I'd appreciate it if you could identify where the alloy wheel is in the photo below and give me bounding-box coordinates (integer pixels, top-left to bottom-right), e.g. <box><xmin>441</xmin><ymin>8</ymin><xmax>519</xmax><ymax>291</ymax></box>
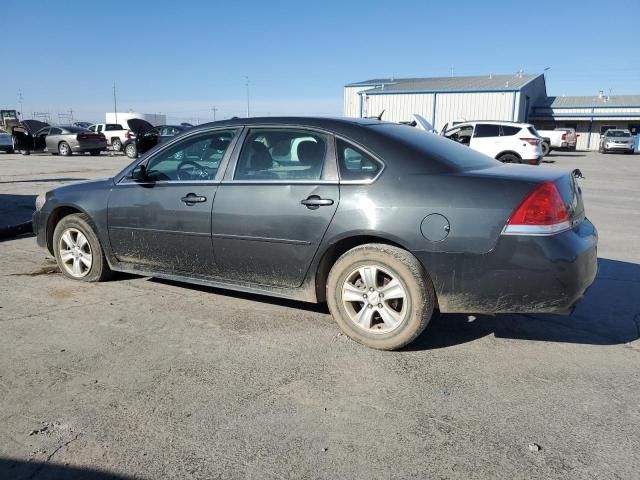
<box><xmin>341</xmin><ymin>265</ymin><xmax>408</xmax><ymax>333</ymax></box>
<box><xmin>58</xmin><ymin>228</ymin><xmax>93</xmax><ymax>278</ymax></box>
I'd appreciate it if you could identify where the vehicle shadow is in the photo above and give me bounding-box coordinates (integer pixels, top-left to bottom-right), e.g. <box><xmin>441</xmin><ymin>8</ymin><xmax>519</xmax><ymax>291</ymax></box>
<box><xmin>407</xmin><ymin>257</ymin><xmax>640</xmax><ymax>350</ymax></box>
<box><xmin>0</xmin><ymin>457</ymin><xmax>134</xmax><ymax>479</ymax></box>
<box><xmin>0</xmin><ymin>194</ymin><xmax>36</xmax><ymax>240</ymax></box>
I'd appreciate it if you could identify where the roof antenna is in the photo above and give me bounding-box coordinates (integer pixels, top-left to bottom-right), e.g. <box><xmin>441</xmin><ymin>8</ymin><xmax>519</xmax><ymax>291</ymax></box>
<box><xmin>377</xmin><ymin>109</ymin><xmax>385</xmax><ymax>120</ymax></box>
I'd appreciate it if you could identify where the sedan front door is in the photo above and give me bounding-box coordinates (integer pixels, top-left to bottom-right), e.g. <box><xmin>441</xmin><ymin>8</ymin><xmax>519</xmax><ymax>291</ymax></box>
<box><xmin>211</xmin><ymin>127</ymin><xmax>339</xmax><ymax>288</ymax></box>
<box><xmin>107</xmin><ymin>128</ymin><xmax>239</xmax><ymax>274</ymax></box>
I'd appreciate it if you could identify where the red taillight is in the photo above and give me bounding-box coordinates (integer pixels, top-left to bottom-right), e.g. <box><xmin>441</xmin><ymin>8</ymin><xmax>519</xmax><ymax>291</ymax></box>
<box><xmin>98</xmin><ymin>133</ymin><xmax>106</xmax><ymax>140</ymax></box>
<box><xmin>519</xmin><ymin>137</ymin><xmax>539</xmax><ymax>146</ymax></box>
<box><xmin>504</xmin><ymin>182</ymin><xmax>571</xmax><ymax>235</ymax></box>
<box><xmin>125</xmin><ymin>130</ymin><xmax>132</xmax><ymax>139</ymax></box>
<box><xmin>562</xmin><ymin>133</ymin><xmax>567</xmax><ymax>140</ymax></box>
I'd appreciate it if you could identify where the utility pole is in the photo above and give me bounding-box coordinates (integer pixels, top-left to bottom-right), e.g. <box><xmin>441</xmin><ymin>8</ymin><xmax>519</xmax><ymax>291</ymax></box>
<box><xmin>113</xmin><ymin>81</ymin><xmax>118</xmax><ymax>125</ymax></box>
<box><xmin>211</xmin><ymin>106</ymin><xmax>218</xmax><ymax>121</ymax></box>
<box><xmin>17</xmin><ymin>89</ymin><xmax>24</xmax><ymax>118</ymax></box>
<box><xmin>69</xmin><ymin>108</ymin><xmax>74</xmax><ymax>123</ymax></box>
<box><xmin>245</xmin><ymin>75</ymin><xmax>250</xmax><ymax>117</ymax></box>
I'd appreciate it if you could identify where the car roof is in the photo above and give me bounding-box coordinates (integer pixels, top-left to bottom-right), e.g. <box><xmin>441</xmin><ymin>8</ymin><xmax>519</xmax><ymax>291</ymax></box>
<box><xmin>455</xmin><ymin>120</ymin><xmax>530</xmax><ymax>127</ymax></box>
<box><xmin>187</xmin><ymin>116</ymin><xmax>387</xmax><ymax>131</ymax></box>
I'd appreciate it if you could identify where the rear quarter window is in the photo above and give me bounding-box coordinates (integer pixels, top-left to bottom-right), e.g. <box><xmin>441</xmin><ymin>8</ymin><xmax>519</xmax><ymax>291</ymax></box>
<box><xmin>501</xmin><ymin>126</ymin><xmax>521</xmax><ymax>136</ymax></box>
<box><xmin>336</xmin><ymin>139</ymin><xmax>382</xmax><ymax>181</ymax></box>
<box><xmin>372</xmin><ymin>124</ymin><xmax>498</xmax><ymax>171</ymax></box>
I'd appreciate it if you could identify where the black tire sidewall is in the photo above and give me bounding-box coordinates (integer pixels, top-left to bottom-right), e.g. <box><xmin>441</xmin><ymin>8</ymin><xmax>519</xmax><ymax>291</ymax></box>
<box><xmin>327</xmin><ymin>244</ymin><xmax>434</xmax><ymax>350</ymax></box>
<box><xmin>53</xmin><ymin>214</ymin><xmax>109</xmax><ymax>282</ymax></box>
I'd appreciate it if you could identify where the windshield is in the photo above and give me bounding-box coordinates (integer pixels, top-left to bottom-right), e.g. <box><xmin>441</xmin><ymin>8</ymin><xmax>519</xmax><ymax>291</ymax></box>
<box><xmin>607</xmin><ymin>130</ymin><xmax>632</xmax><ymax>138</ymax></box>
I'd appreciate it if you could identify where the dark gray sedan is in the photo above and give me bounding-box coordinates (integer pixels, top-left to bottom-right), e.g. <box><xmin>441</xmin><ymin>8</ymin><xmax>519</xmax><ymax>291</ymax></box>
<box><xmin>32</xmin><ymin>117</ymin><xmax>597</xmax><ymax>350</ymax></box>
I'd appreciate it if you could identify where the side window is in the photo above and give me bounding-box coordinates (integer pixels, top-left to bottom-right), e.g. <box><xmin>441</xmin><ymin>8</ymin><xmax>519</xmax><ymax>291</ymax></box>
<box><xmin>97</xmin><ymin>125</ymin><xmax>103</xmax><ymax>133</ymax></box>
<box><xmin>336</xmin><ymin>139</ymin><xmax>382</xmax><ymax>181</ymax></box>
<box><xmin>88</xmin><ymin>125</ymin><xmax>96</xmax><ymax>132</ymax></box>
<box><xmin>474</xmin><ymin>124</ymin><xmax>500</xmax><ymax>138</ymax></box>
<box><xmin>143</xmin><ymin>129</ymin><xmax>236</xmax><ymax>182</ymax></box>
<box><xmin>48</xmin><ymin>128</ymin><xmax>61</xmax><ymax>135</ymax></box>
<box><xmin>501</xmin><ymin>126</ymin><xmax>520</xmax><ymax>136</ymax></box>
<box><xmin>234</xmin><ymin>129</ymin><xmax>327</xmax><ymax>181</ymax></box>
<box><xmin>444</xmin><ymin>125</ymin><xmax>473</xmax><ymax>145</ymax></box>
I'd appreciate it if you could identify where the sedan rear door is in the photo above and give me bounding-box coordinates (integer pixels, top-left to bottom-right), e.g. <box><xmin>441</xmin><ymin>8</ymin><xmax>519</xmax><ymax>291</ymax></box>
<box><xmin>211</xmin><ymin>127</ymin><xmax>339</xmax><ymax>288</ymax></box>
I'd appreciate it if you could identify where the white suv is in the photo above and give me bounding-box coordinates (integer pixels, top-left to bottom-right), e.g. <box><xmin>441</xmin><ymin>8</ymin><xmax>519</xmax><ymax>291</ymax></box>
<box><xmin>441</xmin><ymin>121</ymin><xmax>543</xmax><ymax>165</ymax></box>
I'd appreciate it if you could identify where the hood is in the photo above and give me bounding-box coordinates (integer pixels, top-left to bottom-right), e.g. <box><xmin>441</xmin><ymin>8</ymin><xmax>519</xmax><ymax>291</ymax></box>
<box><xmin>21</xmin><ymin>119</ymin><xmax>49</xmax><ymax>134</ymax></box>
<box><xmin>126</xmin><ymin>118</ymin><xmax>154</xmax><ymax>134</ymax></box>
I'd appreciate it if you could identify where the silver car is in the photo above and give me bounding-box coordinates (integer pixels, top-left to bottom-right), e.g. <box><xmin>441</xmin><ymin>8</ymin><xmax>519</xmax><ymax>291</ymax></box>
<box><xmin>599</xmin><ymin>129</ymin><xmax>635</xmax><ymax>154</ymax></box>
<box><xmin>12</xmin><ymin>123</ymin><xmax>107</xmax><ymax>156</ymax></box>
<box><xmin>0</xmin><ymin>128</ymin><xmax>13</xmax><ymax>153</ymax></box>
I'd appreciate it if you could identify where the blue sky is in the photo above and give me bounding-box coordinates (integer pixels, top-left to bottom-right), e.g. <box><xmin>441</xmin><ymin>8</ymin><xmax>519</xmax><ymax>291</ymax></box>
<box><xmin>2</xmin><ymin>0</ymin><xmax>638</xmax><ymax>124</ymax></box>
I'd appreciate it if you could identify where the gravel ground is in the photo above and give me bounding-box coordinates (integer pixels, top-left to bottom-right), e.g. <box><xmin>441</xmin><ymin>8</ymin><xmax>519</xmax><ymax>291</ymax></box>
<box><xmin>0</xmin><ymin>150</ymin><xmax>639</xmax><ymax>479</ymax></box>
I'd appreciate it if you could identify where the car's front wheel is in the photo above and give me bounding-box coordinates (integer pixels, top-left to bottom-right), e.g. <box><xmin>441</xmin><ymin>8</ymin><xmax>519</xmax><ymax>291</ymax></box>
<box><xmin>326</xmin><ymin>244</ymin><xmax>435</xmax><ymax>350</ymax></box>
<box><xmin>53</xmin><ymin>213</ymin><xmax>112</xmax><ymax>282</ymax></box>
<box><xmin>497</xmin><ymin>153</ymin><xmax>521</xmax><ymax>163</ymax></box>
<box><xmin>111</xmin><ymin>138</ymin><xmax>122</xmax><ymax>151</ymax></box>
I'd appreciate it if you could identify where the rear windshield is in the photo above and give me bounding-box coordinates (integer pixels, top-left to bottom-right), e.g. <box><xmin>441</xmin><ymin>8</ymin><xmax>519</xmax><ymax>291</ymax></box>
<box><xmin>372</xmin><ymin>124</ymin><xmax>499</xmax><ymax>171</ymax></box>
<box><xmin>527</xmin><ymin>126</ymin><xmax>540</xmax><ymax>137</ymax></box>
<box><xmin>105</xmin><ymin>124</ymin><xmax>123</xmax><ymax>130</ymax></box>
<box><xmin>607</xmin><ymin>130</ymin><xmax>631</xmax><ymax>137</ymax></box>
<box><xmin>62</xmin><ymin>126</ymin><xmax>88</xmax><ymax>133</ymax></box>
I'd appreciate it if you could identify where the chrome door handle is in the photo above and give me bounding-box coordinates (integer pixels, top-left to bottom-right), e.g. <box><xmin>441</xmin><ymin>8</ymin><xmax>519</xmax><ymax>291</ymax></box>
<box><xmin>301</xmin><ymin>196</ymin><xmax>334</xmax><ymax>209</ymax></box>
<box><xmin>181</xmin><ymin>193</ymin><xmax>207</xmax><ymax>205</ymax></box>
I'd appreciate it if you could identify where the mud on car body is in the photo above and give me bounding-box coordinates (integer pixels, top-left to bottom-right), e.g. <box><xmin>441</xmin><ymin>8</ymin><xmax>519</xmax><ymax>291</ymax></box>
<box><xmin>32</xmin><ymin>117</ymin><xmax>598</xmax><ymax>350</ymax></box>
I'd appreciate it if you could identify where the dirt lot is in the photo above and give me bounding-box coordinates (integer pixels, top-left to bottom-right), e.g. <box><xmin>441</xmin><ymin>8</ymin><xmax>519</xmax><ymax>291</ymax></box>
<box><xmin>0</xmin><ymin>150</ymin><xmax>639</xmax><ymax>479</ymax></box>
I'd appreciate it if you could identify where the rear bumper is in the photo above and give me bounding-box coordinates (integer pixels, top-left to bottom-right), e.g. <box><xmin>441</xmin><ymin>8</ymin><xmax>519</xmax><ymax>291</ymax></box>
<box><xmin>416</xmin><ymin>218</ymin><xmax>598</xmax><ymax>314</ymax></box>
<box><xmin>73</xmin><ymin>140</ymin><xmax>107</xmax><ymax>152</ymax></box>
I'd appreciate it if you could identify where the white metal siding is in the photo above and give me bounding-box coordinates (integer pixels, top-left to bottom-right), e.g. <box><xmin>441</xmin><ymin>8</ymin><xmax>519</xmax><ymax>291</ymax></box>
<box><xmin>434</xmin><ymin>92</ymin><xmax>513</xmax><ymax>130</ymax></box>
<box><xmin>361</xmin><ymin>93</ymin><xmax>435</xmax><ymax>123</ymax></box>
<box><xmin>344</xmin><ymin>86</ymin><xmax>375</xmax><ymax>118</ymax></box>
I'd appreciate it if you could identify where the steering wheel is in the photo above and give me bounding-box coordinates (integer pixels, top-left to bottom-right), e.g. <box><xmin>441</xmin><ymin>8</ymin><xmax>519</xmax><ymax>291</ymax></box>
<box><xmin>177</xmin><ymin>160</ymin><xmax>209</xmax><ymax>181</ymax></box>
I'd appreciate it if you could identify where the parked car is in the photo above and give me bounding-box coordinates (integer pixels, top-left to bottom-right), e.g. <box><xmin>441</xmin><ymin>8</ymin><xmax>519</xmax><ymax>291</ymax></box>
<box><xmin>73</xmin><ymin>121</ymin><xmax>93</xmax><ymax>129</ymax></box>
<box><xmin>88</xmin><ymin>123</ymin><xmax>131</xmax><ymax>151</ymax></box>
<box><xmin>599</xmin><ymin>129</ymin><xmax>635</xmax><ymax>154</ymax></box>
<box><xmin>32</xmin><ymin>117</ymin><xmax>597</xmax><ymax>350</ymax></box>
<box><xmin>12</xmin><ymin>123</ymin><xmax>107</xmax><ymax>156</ymax></box>
<box><xmin>0</xmin><ymin>128</ymin><xmax>13</xmax><ymax>153</ymax></box>
<box><xmin>537</xmin><ymin>128</ymin><xmax>578</xmax><ymax>156</ymax></box>
<box><xmin>123</xmin><ymin>122</ymin><xmax>191</xmax><ymax>159</ymax></box>
<box><xmin>441</xmin><ymin>121</ymin><xmax>543</xmax><ymax>165</ymax></box>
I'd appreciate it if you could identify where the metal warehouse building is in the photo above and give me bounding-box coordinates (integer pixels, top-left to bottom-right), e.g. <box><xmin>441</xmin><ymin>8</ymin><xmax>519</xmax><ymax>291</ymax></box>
<box><xmin>529</xmin><ymin>95</ymin><xmax>640</xmax><ymax>151</ymax></box>
<box><xmin>344</xmin><ymin>73</ymin><xmax>640</xmax><ymax>150</ymax></box>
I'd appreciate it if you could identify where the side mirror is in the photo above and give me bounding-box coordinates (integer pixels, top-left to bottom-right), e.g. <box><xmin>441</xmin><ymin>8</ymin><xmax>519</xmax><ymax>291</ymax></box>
<box><xmin>127</xmin><ymin>164</ymin><xmax>147</xmax><ymax>181</ymax></box>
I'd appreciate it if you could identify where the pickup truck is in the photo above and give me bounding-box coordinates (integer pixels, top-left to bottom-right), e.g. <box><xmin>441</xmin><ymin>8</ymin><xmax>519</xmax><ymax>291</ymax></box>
<box><xmin>537</xmin><ymin>128</ymin><xmax>578</xmax><ymax>156</ymax></box>
<box><xmin>88</xmin><ymin>123</ymin><xmax>132</xmax><ymax>151</ymax></box>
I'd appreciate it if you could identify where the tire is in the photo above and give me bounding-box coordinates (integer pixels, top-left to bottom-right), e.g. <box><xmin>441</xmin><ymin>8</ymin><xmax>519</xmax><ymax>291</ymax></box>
<box><xmin>326</xmin><ymin>243</ymin><xmax>435</xmax><ymax>350</ymax></box>
<box><xmin>53</xmin><ymin>213</ymin><xmax>113</xmax><ymax>282</ymax></box>
<box><xmin>89</xmin><ymin>150</ymin><xmax>101</xmax><ymax>156</ymax></box>
<box><xmin>125</xmin><ymin>143</ymin><xmax>137</xmax><ymax>159</ymax></box>
<box><xmin>111</xmin><ymin>137</ymin><xmax>122</xmax><ymax>151</ymax></box>
<box><xmin>22</xmin><ymin>150</ymin><xmax>31</xmax><ymax>156</ymax></box>
<box><xmin>497</xmin><ymin>153</ymin><xmax>521</xmax><ymax>164</ymax></box>
<box><xmin>58</xmin><ymin>141</ymin><xmax>72</xmax><ymax>156</ymax></box>
<box><xmin>6</xmin><ymin>148</ymin><xmax>13</xmax><ymax>154</ymax></box>
<box><xmin>541</xmin><ymin>142</ymin><xmax>550</xmax><ymax>157</ymax></box>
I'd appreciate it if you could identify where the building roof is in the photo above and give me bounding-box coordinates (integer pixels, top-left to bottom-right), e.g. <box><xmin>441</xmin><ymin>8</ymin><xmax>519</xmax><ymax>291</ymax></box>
<box><xmin>536</xmin><ymin>95</ymin><xmax>640</xmax><ymax>108</ymax></box>
<box><xmin>345</xmin><ymin>73</ymin><xmax>541</xmax><ymax>93</ymax></box>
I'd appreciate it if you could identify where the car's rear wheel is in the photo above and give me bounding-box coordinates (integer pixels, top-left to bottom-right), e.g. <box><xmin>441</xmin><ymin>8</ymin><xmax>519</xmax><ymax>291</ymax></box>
<box><xmin>58</xmin><ymin>141</ymin><xmax>72</xmax><ymax>156</ymax></box>
<box><xmin>125</xmin><ymin>143</ymin><xmax>137</xmax><ymax>159</ymax></box>
<box><xmin>497</xmin><ymin>153</ymin><xmax>520</xmax><ymax>163</ymax></box>
<box><xmin>111</xmin><ymin>138</ymin><xmax>122</xmax><ymax>151</ymax></box>
<box><xmin>53</xmin><ymin>213</ymin><xmax>112</xmax><ymax>282</ymax></box>
<box><xmin>541</xmin><ymin>142</ymin><xmax>550</xmax><ymax>156</ymax></box>
<box><xmin>326</xmin><ymin>243</ymin><xmax>435</xmax><ymax>350</ymax></box>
